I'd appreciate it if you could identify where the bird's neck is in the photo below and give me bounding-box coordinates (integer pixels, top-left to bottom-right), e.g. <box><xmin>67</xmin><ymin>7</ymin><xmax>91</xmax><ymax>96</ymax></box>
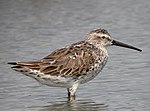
<box><xmin>86</xmin><ymin>41</ymin><xmax>107</xmax><ymax>52</ymax></box>
<box><xmin>85</xmin><ymin>41</ymin><xmax>108</xmax><ymax>57</ymax></box>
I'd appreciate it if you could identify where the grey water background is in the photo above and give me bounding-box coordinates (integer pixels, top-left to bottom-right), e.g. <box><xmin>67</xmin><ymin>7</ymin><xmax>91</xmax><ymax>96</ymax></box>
<box><xmin>0</xmin><ymin>0</ymin><xmax>150</xmax><ymax>111</ymax></box>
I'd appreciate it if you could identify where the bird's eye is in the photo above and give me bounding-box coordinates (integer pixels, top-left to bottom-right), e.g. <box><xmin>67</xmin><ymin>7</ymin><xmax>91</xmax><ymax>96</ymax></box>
<box><xmin>102</xmin><ymin>36</ymin><xmax>105</xmax><ymax>39</ymax></box>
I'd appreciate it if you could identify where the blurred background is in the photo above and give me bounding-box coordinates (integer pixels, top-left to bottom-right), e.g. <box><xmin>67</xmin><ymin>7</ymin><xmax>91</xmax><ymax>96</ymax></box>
<box><xmin>0</xmin><ymin>0</ymin><xmax>150</xmax><ymax>111</ymax></box>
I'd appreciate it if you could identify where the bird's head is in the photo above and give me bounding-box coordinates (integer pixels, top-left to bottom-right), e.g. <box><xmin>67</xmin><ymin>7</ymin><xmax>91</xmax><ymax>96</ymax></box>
<box><xmin>86</xmin><ymin>28</ymin><xmax>113</xmax><ymax>47</ymax></box>
<box><xmin>85</xmin><ymin>28</ymin><xmax>142</xmax><ymax>52</ymax></box>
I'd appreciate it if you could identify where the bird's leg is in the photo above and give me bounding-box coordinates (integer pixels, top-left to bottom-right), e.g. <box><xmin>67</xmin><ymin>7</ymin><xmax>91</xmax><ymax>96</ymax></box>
<box><xmin>67</xmin><ymin>88</ymin><xmax>71</xmax><ymax>97</ymax></box>
<box><xmin>67</xmin><ymin>83</ymin><xmax>79</xmax><ymax>99</ymax></box>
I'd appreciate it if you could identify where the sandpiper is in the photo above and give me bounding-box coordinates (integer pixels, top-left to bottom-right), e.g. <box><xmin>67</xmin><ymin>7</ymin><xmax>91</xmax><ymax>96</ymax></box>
<box><xmin>8</xmin><ymin>28</ymin><xmax>142</xmax><ymax>98</ymax></box>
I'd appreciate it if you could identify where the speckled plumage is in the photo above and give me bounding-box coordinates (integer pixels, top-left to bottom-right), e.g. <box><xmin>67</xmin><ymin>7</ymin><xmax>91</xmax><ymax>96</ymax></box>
<box><xmin>8</xmin><ymin>28</ymin><xmax>142</xmax><ymax>98</ymax></box>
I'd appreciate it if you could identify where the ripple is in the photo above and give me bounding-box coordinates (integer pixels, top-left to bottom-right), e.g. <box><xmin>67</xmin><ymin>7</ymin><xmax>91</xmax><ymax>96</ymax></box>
<box><xmin>39</xmin><ymin>99</ymin><xmax>108</xmax><ymax>111</ymax></box>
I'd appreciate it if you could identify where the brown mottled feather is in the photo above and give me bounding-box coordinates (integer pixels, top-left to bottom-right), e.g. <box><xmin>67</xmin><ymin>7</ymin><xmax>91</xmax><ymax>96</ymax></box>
<box><xmin>12</xmin><ymin>41</ymin><xmax>106</xmax><ymax>78</ymax></box>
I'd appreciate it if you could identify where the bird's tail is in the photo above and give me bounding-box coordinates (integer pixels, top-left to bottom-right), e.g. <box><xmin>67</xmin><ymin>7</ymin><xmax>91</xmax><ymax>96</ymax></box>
<box><xmin>8</xmin><ymin>62</ymin><xmax>29</xmax><ymax>73</ymax></box>
<box><xmin>8</xmin><ymin>61</ymin><xmax>40</xmax><ymax>73</ymax></box>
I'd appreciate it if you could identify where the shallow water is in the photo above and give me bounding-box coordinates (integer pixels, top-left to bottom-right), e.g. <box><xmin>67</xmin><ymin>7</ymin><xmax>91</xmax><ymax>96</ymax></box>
<box><xmin>0</xmin><ymin>0</ymin><xmax>150</xmax><ymax>111</ymax></box>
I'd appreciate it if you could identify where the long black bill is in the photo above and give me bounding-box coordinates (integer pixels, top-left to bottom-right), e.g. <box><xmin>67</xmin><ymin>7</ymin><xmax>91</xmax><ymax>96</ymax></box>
<box><xmin>112</xmin><ymin>40</ymin><xmax>142</xmax><ymax>52</ymax></box>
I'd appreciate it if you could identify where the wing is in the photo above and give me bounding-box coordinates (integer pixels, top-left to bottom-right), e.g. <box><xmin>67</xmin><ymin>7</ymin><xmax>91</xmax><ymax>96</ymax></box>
<box><xmin>8</xmin><ymin>41</ymin><xmax>96</xmax><ymax>78</ymax></box>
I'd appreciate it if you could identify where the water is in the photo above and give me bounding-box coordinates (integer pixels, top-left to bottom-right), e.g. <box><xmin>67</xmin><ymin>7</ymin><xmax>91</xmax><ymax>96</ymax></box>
<box><xmin>0</xmin><ymin>0</ymin><xmax>150</xmax><ymax>110</ymax></box>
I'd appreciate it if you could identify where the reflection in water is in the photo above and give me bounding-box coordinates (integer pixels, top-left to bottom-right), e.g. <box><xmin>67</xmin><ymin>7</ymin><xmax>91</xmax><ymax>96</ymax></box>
<box><xmin>39</xmin><ymin>98</ymin><xmax>108</xmax><ymax>111</ymax></box>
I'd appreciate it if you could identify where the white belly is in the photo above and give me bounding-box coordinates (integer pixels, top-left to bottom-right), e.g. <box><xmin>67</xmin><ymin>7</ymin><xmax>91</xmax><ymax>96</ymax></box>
<box><xmin>26</xmin><ymin>73</ymin><xmax>75</xmax><ymax>88</ymax></box>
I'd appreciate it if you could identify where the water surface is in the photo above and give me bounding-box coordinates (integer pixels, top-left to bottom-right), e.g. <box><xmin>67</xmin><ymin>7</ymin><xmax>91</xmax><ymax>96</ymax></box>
<box><xmin>0</xmin><ymin>0</ymin><xmax>150</xmax><ymax>111</ymax></box>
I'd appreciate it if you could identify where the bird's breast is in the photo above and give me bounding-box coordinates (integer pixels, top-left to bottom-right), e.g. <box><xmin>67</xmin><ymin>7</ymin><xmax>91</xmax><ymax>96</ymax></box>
<box><xmin>78</xmin><ymin>56</ymin><xmax>108</xmax><ymax>84</ymax></box>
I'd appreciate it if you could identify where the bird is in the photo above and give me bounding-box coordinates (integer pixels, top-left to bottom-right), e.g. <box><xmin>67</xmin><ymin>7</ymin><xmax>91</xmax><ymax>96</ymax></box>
<box><xmin>8</xmin><ymin>28</ymin><xmax>142</xmax><ymax>98</ymax></box>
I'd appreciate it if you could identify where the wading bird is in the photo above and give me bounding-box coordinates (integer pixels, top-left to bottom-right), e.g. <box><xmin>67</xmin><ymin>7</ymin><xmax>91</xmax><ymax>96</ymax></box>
<box><xmin>8</xmin><ymin>28</ymin><xmax>142</xmax><ymax>98</ymax></box>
